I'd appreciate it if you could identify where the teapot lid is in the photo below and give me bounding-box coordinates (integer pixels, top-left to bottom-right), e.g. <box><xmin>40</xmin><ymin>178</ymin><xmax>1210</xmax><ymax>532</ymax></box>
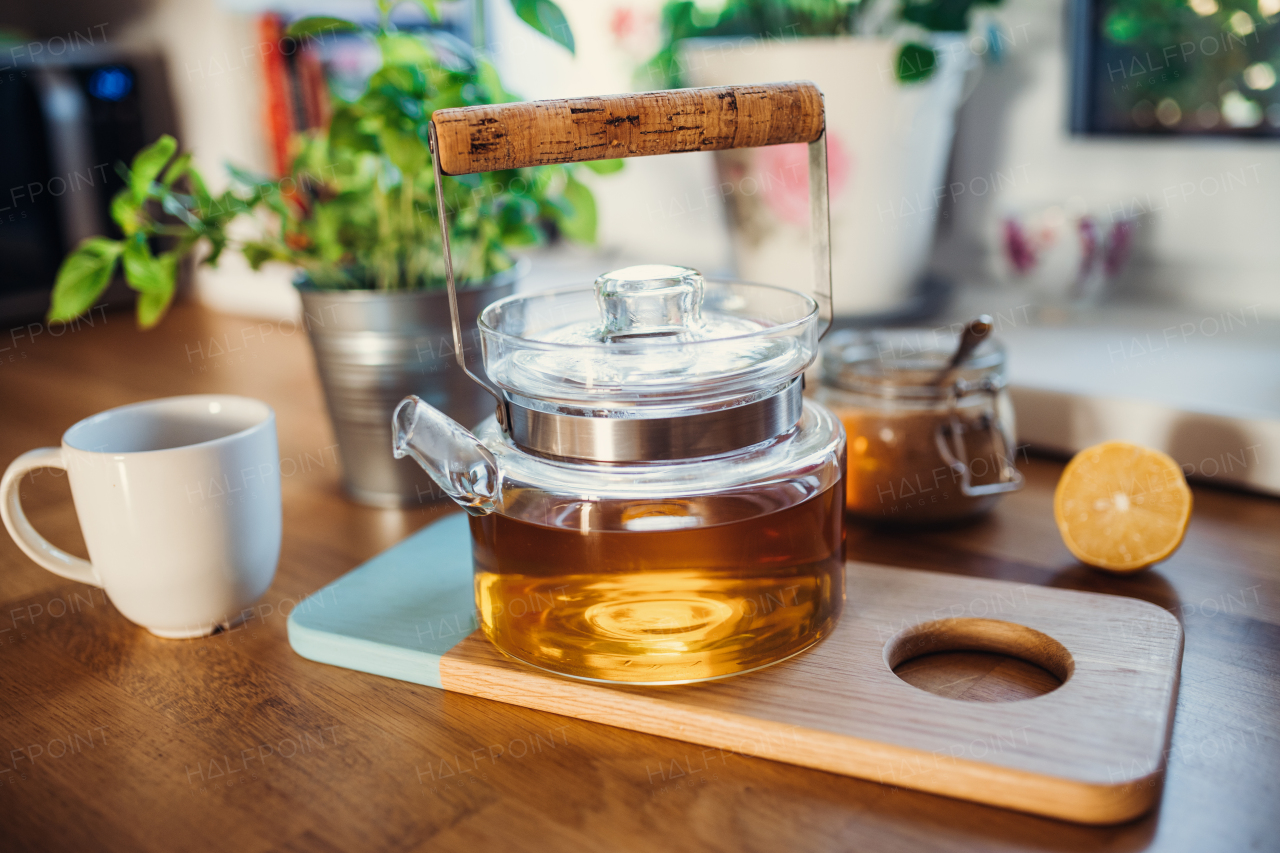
<box><xmin>475</xmin><ymin>265</ymin><xmax>819</xmax><ymax>462</ymax></box>
<box><xmin>480</xmin><ymin>265</ymin><xmax>817</xmax><ymax>412</ymax></box>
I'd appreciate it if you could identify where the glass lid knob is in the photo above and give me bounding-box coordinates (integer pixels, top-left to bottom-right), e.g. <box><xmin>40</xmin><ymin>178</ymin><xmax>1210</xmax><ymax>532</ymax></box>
<box><xmin>595</xmin><ymin>265</ymin><xmax>706</xmax><ymax>342</ymax></box>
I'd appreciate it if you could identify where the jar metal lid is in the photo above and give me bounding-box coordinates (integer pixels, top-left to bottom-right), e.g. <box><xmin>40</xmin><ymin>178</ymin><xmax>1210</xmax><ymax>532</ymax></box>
<box><xmin>820</xmin><ymin>328</ymin><xmax>1006</xmax><ymax>399</ymax></box>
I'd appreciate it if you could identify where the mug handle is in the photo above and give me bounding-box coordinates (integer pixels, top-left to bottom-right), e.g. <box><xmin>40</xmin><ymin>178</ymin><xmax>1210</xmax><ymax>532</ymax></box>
<box><xmin>1</xmin><ymin>448</ymin><xmax>102</xmax><ymax>587</ymax></box>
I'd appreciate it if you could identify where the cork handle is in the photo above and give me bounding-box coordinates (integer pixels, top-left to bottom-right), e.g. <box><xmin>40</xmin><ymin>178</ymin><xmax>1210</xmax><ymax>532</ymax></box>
<box><xmin>430</xmin><ymin>81</ymin><xmax>824</xmax><ymax>176</ymax></box>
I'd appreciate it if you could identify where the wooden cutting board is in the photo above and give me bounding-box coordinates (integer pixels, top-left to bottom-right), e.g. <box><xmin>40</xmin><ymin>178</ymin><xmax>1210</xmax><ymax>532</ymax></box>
<box><xmin>287</xmin><ymin>514</ymin><xmax>1182</xmax><ymax>825</ymax></box>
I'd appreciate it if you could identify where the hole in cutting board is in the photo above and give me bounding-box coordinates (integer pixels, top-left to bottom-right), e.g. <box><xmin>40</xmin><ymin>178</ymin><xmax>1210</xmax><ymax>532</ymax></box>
<box><xmin>893</xmin><ymin>651</ymin><xmax>1062</xmax><ymax>702</ymax></box>
<box><xmin>883</xmin><ymin>618</ymin><xmax>1074</xmax><ymax>703</ymax></box>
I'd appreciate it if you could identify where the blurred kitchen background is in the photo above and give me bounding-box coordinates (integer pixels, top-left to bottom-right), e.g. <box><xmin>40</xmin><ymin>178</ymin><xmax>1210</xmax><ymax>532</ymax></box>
<box><xmin>2</xmin><ymin>0</ymin><xmax>1278</xmax><ymax>495</ymax></box>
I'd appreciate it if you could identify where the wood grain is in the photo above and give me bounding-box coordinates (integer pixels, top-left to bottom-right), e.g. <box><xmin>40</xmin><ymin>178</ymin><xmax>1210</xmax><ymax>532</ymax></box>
<box><xmin>0</xmin><ymin>301</ymin><xmax>1277</xmax><ymax>852</ymax></box>
<box><xmin>436</xmin><ymin>564</ymin><xmax>1182</xmax><ymax>825</ymax></box>
<box><xmin>894</xmin><ymin>651</ymin><xmax>1062</xmax><ymax>702</ymax></box>
<box><xmin>430</xmin><ymin>82</ymin><xmax>824</xmax><ymax>175</ymax></box>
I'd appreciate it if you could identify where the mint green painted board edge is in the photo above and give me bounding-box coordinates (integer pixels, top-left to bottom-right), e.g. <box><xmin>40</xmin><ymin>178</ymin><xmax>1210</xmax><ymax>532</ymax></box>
<box><xmin>286</xmin><ymin>513</ymin><xmax>478</xmax><ymax>689</ymax></box>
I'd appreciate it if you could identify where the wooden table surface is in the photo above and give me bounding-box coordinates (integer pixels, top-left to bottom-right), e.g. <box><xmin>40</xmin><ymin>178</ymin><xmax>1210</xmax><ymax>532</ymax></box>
<box><xmin>1</xmin><ymin>302</ymin><xmax>1277</xmax><ymax>853</ymax></box>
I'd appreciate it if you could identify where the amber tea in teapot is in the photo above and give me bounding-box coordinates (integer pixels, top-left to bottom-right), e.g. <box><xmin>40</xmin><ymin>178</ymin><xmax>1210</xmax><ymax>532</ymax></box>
<box><xmin>471</xmin><ymin>482</ymin><xmax>844</xmax><ymax>683</ymax></box>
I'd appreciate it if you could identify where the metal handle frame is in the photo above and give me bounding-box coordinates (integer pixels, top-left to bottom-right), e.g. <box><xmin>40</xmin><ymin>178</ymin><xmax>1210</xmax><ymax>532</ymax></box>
<box><xmin>427</xmin><ymin>121</ymin><xmax>513</xmax><ymax>429</ymax></box>
<box><xmin>933</xmin><ymin>380</ymin><xmax>1025</xmax><ymax>498</ymax></box>
<box><xmin>426</xmin><ymin>91</ymin><xmax>834</xmax><ymax>435</ymax></box>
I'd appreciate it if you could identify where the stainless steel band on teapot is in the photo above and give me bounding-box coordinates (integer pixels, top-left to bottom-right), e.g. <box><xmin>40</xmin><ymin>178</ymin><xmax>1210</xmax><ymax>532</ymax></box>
<box><xmin>427</xmin><ymin>82</ymin><xmax>833</xmax><ymax>459</ymax></box>
<box><xmin>506</xmin><ymin>377</ymin><xmax>804</xmax><ymax>463</ymax></box>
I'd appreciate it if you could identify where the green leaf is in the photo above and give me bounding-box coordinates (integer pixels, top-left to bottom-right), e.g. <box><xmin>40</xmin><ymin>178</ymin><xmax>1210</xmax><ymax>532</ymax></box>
<box><xmin>429</xmin><ymin>30</ymin><xmax>478</xmax><ymax>71</ymax></box>
<box><xmin>584</xmin><ymin>158</ymin><xmax>624</xmax><ymax>175</ymax></box>
<box><xmin>501</xmin><ymin>222</ymin><xmax>543</xmax><ymax>246</ymax></box>
<box><xmin>538</xmin><ymin>195</ymin><xmax>574</xmax><ymax>221</ymax></box>
<box><xmin>241</xmin><ymin>243</ymin><xmax>273</xmax><ymax>269</ymax></box>
<box><xmin>557</xmin><ymin>174</ymin><xmax>596</xmax><ymax>244</ymax></box>
<box><xmin>186</xmin><ymin>166</ymin><xmax>214</xmax><ymax>209</ymax></box>
<box><xmin>204</xmin><ymin>231</ymin><xmax>228</xmax><ymax>267</ymax></box>
<box><xmin>509</xmin><ymin>0</ymin><xmax>575</xmax><ymax>54</ymax></box>
<box><xmin>136</xmin><ymin>287</ymin><xmax>173</xmax><ymax>329</ymax></box>
<box><xmin>47</xmin><ymin>238</ymin><xmax>122</xmax><ymax>323</ymax></box>
<box><xmin>285</xmin><ymin>16</ymin><xmax>360</xmax><ymax>38</ymax></box>
<box><xmin>414</xmin><ymin>0</ymin><xmax>440</xmax><ymax>21</ymax></box>
<box><xmin>129</xmin><ymin>135</ymin><xmax>178</xmax><ymax>200</ymax></box>
<box><xmin>121</xmin><ymin>237</ymin><xmax>179</xmax><ymax>327</ymax></box>
<box><xmin>224</xmin><ymin>163</ymin><xmax>287</xmax><ymax>201</ymax></box>
<box><xmin>241</xmin><ymin>241</ymin><xmax>288</xmax><ymax>270</ymax></box>
<box><xmin>330</xmin><ymin>107</ymin><xmax>380</xmax><ymax>153</ymax></box>
<box><xmin>161</xmin><ymin>152</ymin><xmax>193</xmax><ymax>187</ymax></box>
<box><xmin>110</xmin><ymin>189</ymin><xmax>142</xmax><ymax>237</ymax></box>
<box><xmin>379</xmin><ymin>31</ymin><xmax>435</xmax><ymax>68</ymax></box>
<box><xmin>122</xmin><ymin>234</ymin><xmax>175</xmax><ymax>294</ymax></box>
<box><xmin>223</xmin><ymin>164</ymin><xmax>289</xmax><ymax>218</ymax></box>
<box><xmin>379</xmin><ymin>125</ymin><xmax>430</xmax><ymax>174</ymax></box>
<box><xmin>900</xmin><ymin>0</ymin><xmax>990</xmax><ymax>32</ymax></box>
<box><xmin>895</xmin><ymin>42</ymin><xmax>938</xmax><ymax>84</ymax></box>
<box><xmin>476</xmin><ymin>56</ymin><xmax>519</xmax><ymax>104</ymax></box>
<box><xmin>161</xmin><ymin>193</ymin><xmax>204</xmax><ymax>230</ymax></box>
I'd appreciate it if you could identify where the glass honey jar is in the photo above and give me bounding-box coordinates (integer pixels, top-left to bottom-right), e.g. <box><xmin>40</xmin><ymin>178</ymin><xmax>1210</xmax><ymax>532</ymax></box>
<box><xmin>812</xmin><ymin>328</ymin><xmax>1023</xmax><ymax>525</ymax></box>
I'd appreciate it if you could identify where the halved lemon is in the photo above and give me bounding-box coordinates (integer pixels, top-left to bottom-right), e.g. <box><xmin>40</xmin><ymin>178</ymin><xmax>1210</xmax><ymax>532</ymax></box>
<box><xmin>1053</xmin><ymin>441</ymin><xmax>1192</xmax><ymax>572</ymax></box>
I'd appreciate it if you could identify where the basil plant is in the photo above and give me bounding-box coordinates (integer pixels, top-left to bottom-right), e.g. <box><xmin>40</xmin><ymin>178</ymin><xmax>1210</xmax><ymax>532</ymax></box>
<box><xmin>49</xmin><ymin>0</ymin><xmax>619</xmax><ymax>328</ymax></box>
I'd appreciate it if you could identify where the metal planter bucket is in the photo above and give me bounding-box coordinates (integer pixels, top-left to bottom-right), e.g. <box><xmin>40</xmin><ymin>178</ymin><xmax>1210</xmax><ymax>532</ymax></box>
<box><xmin>297</xmin><ymin>264</ymin><xmax>520</xmax><ymax>507</ymax></box>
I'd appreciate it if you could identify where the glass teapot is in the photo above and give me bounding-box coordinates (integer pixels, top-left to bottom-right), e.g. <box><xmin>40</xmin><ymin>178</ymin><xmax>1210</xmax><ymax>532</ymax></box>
<box><xmin>394</xmin><ymin>82</ymin><xmax>845</xmax><ymax>684</ymax></box>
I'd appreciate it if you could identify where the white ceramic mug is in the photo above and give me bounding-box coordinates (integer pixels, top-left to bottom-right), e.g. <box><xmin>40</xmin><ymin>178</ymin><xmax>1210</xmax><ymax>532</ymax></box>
<box><xmin>1</xmin><ymin>395</ymin><xmax>281</xmax><ymax>638</ymax></box>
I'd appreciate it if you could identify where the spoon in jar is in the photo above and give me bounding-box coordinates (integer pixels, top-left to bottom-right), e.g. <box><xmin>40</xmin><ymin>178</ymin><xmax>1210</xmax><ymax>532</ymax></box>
<box><xmin>933</xmin><ymin>315</ymin><xmax>993</xmax><ymax>386</ymax></box>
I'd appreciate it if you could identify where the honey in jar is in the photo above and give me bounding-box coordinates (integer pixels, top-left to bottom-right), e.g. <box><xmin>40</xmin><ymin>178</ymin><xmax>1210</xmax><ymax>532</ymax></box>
<box><xmin>812</xmin><ymin>328</ymin><xmax>1023</xmax><ymax>525</ymax></box>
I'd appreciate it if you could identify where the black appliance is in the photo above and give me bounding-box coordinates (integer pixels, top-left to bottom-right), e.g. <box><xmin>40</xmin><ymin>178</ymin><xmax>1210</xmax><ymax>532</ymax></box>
<box><xmin>0</xmin><ymin>53</ymin><xmax>178</xmax><ymax>323</ymax></box>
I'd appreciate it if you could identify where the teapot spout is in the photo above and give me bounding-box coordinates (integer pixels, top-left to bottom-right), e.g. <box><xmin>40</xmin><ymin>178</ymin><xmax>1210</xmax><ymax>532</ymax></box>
<box><xmin>392</xmin><ymin>396</ymin><xmax>501</xmax><ymax>516</ymax></box>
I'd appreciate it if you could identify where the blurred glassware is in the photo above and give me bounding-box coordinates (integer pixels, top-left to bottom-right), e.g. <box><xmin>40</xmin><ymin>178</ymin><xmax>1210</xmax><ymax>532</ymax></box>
<box><xmin>994</xmin><ymin>201</ymin><xmax>1138</xmax><ymax>309</ymax></box>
